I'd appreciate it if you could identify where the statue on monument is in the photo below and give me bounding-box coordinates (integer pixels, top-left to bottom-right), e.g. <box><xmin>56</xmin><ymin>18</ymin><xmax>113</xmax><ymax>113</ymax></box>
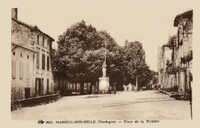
<box><xmin>102</xmin><ymin>61</ymin><xmax>107</xmax><ymax>77</ymax></box>
<box><xmin>98</xmin><ymin>41</ymin><xmax>110</xmax><ymax>94</ymax></box>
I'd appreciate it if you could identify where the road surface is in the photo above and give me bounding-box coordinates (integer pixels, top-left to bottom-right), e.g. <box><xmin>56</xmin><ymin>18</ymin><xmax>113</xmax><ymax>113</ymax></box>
<box><xmin>11</xmin><ymin>90</ymin><xmax>191</xmax><ymax>120</ymax></box>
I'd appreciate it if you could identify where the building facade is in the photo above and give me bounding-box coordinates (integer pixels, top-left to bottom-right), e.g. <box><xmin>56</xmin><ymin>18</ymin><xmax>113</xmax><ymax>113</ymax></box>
<box><xmin>157</xmin><ymin>45</ymin><xmax>174</xmax><ymax>90</ymax></box>
<box><xmin>157</xmin><ymin>10</ymin><xmax>192</xmax><ymax>96</ymax></box>
<box><xmin>157</xmin><ymin>46</ymin><xmax>162</xmax><ymax>87</ymax></box>
<box><xmin>174</xmin><ymin>10</ymin><xmax>193</xmax><ymax>94</ymax></box>
<box><xmin>11</xmin><ymin>8</ymin><xmax>55</xmax><ymax>102</ymax></box>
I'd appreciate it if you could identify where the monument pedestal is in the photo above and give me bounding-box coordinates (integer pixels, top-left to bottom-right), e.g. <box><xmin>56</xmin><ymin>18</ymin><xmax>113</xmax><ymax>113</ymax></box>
<box><xmin>99</xmin><ymin>77</ymin><xmax>110</xmax><ymax>94</ymax></box>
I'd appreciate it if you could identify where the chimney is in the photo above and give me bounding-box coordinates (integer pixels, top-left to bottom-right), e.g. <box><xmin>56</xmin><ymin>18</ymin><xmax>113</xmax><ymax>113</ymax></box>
<box><xmin>12</xmin><ymin>8</ymin><xmax>18</xmax><ymax>20</ymax></box>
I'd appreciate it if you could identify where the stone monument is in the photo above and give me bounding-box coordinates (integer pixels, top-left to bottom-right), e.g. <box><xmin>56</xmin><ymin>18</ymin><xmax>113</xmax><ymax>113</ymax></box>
<box><xmin>99</xmin><ymin>43</ymin><xmax>110</xmax><ymax>93</ymax></box>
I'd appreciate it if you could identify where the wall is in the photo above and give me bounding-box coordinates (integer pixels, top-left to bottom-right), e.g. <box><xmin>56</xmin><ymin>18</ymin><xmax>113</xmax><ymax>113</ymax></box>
<box><xmin>11</xmin><ymin>45</ymin><xmax>35</xmax><ymax>100</ymax></box>
<box><xmin>34</xmin><ymin>32</ymin><xmax>54</xmax><ymax>96</ymax></box>
<box><xmin>173</xmin><ymin>11</ymin><xmax>193</xmax><ymax>95</ymax></box>
<box><xmin>11</xmin><ymin>18</ymin><xmax>55</xmax><ymax>101</ymax></box>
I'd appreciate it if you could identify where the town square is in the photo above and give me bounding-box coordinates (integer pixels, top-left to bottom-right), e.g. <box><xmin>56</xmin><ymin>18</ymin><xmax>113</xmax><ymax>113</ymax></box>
<box><xmin>8</xmin><ymin>1</ymin><xmax>193</xmax><ymax>121</ymax></box>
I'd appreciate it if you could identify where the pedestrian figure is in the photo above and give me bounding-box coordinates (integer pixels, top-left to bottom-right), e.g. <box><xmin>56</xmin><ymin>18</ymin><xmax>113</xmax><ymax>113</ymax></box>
<box><xmin>127</xmin><ymin>83</ymin><xmax>133</xmax><ymax>91</ymax></box>
<box><xmin>114</xmin><ymin>85</ymin><xmax>116</xmax><ymax>94</ymax></box>
<box><xmin>123</xmin><ymin>84</ymin><xmax>127</xmax><ymax>91</ymax></box>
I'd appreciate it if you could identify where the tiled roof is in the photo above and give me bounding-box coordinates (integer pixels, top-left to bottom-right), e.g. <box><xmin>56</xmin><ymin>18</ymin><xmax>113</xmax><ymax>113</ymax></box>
<box><xmin>12</xmin><ymin>18</ymin><xmax>54</xmax><ymax>41</ymax></box>
<box><xmin>174</xmin><ymin>10</ymin><xmax>193</xmax><ymax>27</ymax></box>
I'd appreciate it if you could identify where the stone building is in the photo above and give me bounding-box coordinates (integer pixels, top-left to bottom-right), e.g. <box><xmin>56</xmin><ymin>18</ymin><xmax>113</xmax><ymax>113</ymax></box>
<box><xmin>157</xmin><ymin>46</ymin><xmax>162</xmax><ymax>87</ymax></box>
<box><xmin>157</xmin><ymin>10</ymin><xmax>193</xmax><ymax>96</ymax></box>
<box><xmin>173</xmin><ymin>10</ymin><xmax>193</xmax><ymax>94</ymax></box>
<box><xmin>157</xmin><ymin>45</ymin><xmax>174</xmax><ymax>90</ymax></box>
<box><xmin>11</xmin><ymin>8</ymin><xmax>55</xmax><ymax>102</ymax></box>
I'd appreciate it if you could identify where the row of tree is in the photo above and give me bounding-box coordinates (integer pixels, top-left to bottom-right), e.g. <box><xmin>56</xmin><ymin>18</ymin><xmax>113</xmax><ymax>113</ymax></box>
<box><xmin>52</xmin><ymin>20</ymin><xmax>156</xmax><ymax>92</ymax></box>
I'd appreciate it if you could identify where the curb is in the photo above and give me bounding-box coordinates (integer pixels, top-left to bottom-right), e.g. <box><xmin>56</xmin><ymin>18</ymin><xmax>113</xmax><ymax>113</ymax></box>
<box><xmin>158</xmin><ymin>89</ymin><xmax>172</xmax><ymax>96</ymax></box>
<box><xmin>158</xmin><ymin>89</ymin><xmax>190</xmax><ymax>101</ymax></box>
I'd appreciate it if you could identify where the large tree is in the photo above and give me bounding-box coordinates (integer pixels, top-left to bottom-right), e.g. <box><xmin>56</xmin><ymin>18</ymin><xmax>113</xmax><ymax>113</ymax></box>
<box><xmin>55</xmin><ymin>21</ymin><xmax>121</xmax><ymax>93</ymax></box>
<box><xmin>53</xmin><ymin>20</ymin><xmax>155</xmax><ymax>93</ymax></box>
<box><xmin>123</xmin><ymin>40</ymin><xmax>153</xmax><ymax>89</ymax></box>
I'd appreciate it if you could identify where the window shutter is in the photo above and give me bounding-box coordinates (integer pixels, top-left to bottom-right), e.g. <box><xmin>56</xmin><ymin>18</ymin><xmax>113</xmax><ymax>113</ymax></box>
<box><xmin>42</xmin><ymin>54</ymin><xmax>45</xmax><ymax>70</ymax></box>
<box><xmin>12</xmin><ymin>60</ymin><xmax>16</xmax><ymax>79</ymax></box>
<box><xmin>47</xmin><ymin>56</ymin><xmax>49</xmax><ymax>70</ymax></box>
<box><xmin>27</xmin><ymin>63</ymin><xmax>29</xmax><ymax>80</ymax></box>
<box><xmin>37</xmin><ymin>52</ymin><xmax>39</xmax><ymax>69</ymax></box>
<box><xmin>19</xmin><ymin>62</ymin><xmax>23</xmax><ymax>79</ymax></box>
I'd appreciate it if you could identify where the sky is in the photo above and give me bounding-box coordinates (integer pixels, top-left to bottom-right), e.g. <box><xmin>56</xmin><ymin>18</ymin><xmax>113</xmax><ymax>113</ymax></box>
<box><xmin>10</xmin><ymin>0</ymin><xmax>192</xmax><ymax>71</ymax></box>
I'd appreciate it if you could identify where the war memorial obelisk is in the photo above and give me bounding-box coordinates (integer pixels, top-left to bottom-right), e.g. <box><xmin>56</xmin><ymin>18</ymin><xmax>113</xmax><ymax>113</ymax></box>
<box><xmin>99</xmin><ymin>42</ymin><xmax>110</xmax><ymax>93</ymax></box>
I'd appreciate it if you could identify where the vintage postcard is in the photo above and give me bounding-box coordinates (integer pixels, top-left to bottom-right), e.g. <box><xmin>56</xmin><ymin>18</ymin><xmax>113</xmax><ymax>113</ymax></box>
<box><xmin>0</xmin><ymin>0</ymin><xmax>200</xmax><ymax>128</ymax></box>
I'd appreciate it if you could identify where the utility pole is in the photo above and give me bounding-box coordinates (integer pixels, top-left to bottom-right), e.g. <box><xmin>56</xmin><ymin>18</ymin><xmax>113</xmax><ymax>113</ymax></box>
<box><xmin>135</xmin><ymin>50</ymin><xmax>139</xmax><ymax>91</ymax></box>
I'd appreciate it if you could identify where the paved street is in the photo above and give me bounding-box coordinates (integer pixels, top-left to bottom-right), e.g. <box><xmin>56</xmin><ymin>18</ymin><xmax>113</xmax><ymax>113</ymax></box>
<box><xmin>11</xmin><ymin>90</ymin><xmax>191</xmax><ymax>120</ymax></box>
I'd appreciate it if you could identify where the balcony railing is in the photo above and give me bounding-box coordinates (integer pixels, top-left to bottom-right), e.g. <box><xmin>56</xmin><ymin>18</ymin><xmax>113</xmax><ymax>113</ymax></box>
<box><xmin>181</xmin><ymin>50</ymin><xmax>193</xmax><ymax>64</ymax></box>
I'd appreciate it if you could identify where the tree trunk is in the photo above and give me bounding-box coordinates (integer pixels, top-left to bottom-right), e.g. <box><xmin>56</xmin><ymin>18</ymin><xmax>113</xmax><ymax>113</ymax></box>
<box><xmin>58</xmin><ymin>74</ymin><xmax>60</xmax><ymax>92</ymax></box>
<box><xmin>80</xmin><ymin>82</ymin><xmax>84</xmax><ymax>95</ymax></box>
<box><xmin>90</xmin><ymin>82</ymin><xmax>93</xmax><ymax>94</ymax></box>
<box><xmin>135</xmin><ymin>76</ymin><xmax>138</xmax><ymax>91</ymax></box>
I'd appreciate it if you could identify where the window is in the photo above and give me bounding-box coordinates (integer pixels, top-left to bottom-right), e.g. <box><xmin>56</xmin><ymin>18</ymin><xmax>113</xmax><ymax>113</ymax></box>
<box><xmin>47</xmin><ymin>79</ymin><xmax>49</xmax><ymax>94</ymax></box>
<box><xmin>42</xmin><ymin>36</ymin><xmax>45</xmax><ymax>46</ymax></box>
<box><xmin>20</xmin><ymin>53</ymin><xmax>22</xmax><ymax>57</ymax></box>
<box><xmin>37</xmin><ymin>35</ymin><xmax>39</xmax><ymax>44</ymax></box>
<box><xmin>25</xmin><ymin>87</ymin><xmax>30</xmax><ymax>98</ymax></box>
<box><xmin>47</xmin><ymin>41</ymin><xmax>51</xmax><ymax>50</ymax></box>
<box><xmin>36</xmin><ymin>52</ymin><xmax>39</xmax><ymax>69</ymax></box>
<box><xmin>47</xmin><ymin>42</ymin><xmax>49</xmax><ymax>49</ymax></box>
<box><xmin>19</xmin><ymin>62</ymin><xmax>23</xmax><ymax>79</ymax></box>
<box><xmin>27</xmin><ymin>55</ymin><xmax>29</xmax><ymax>59</ymax></box>
<box><xmin>47</xmin><ymin>56</ymin><xmax>49</xmax><ymax>70</ymax></box>
<box><xmin>13</xmin><ymin>51</ymin><xmax>15</xmax><ymax>55</ymax></box>
<box><xmin>42</xmin><ymin>54</ymin><xmax>45</xmax><ymax>70</ymax></box>
<box><xmin>35</xmin><ymin>78</ymin><xmax>38</xmax><ymax>95</ymax></box>
<box><xmin>12</xmin><ymin>60</ymin><xmax>16</xmax><ymax>79</ymax></box>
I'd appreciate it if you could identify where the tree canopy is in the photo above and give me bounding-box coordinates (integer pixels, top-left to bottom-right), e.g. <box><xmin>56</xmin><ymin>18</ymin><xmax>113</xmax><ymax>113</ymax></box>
<box><xmin>52</xmin><ymin>20</ymin><xmax>155</xmax><ymax>91</ymax></box>
<box><xmin>122</xmin><ymin>40</ymin><xmax>154</xmax><ymax>88</ymax></box>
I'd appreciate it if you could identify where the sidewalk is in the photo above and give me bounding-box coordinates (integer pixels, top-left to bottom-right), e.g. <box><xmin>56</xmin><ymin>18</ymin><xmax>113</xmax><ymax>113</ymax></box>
<box><xmin>158</xmin><ymin>89</ymin><xmax>190</xmax><ymax>101</ymax></box>
<box><xmin>11</xmin><ymin>93</ymin><xmax>61</xmax><ymax>111</ymax></box>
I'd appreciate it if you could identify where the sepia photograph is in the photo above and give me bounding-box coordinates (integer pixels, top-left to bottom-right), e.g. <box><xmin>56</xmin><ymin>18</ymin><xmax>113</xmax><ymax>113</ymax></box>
<box><xmin>1</xmin><ymin>0</ymin><xmax>200</xmax><ymax>127</ymax></box>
